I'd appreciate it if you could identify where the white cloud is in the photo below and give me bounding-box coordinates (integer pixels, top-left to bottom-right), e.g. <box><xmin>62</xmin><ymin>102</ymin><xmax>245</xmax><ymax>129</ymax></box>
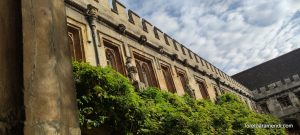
<box><xmin>119</xmin><ymin>0</ymin><xmax>300</xmax><ymax>75</ymax></box>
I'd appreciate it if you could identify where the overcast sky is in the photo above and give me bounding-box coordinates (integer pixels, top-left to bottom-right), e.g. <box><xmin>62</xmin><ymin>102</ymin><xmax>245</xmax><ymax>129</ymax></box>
<box><xmin>118</xmin><ymin>0</ymin><xmax>300</xmax><ymax>75</ymax></box>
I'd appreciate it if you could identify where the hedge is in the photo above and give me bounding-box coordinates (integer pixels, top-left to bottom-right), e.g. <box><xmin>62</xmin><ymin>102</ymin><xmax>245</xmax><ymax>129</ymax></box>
<box><xmin>73</xmin><ymin>61</ymin><xmax>286</xmax><ymax>135</ymax></box>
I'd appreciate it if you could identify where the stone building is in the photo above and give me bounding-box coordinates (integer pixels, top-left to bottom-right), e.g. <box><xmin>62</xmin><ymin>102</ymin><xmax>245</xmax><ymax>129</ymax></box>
<box><xmin>233</xmin><ymin>48</ymin><xmax>300</xmax><ymax>133</ymax></box>
<box><xmin>64</xmin><ymin>0</ymin><xmax>254</xmax><ymax>103</ymax></box>
<box><xmin>3</xmin><ymin>0</ymin><xmax>294</xmax><ymax>134</ymax></box>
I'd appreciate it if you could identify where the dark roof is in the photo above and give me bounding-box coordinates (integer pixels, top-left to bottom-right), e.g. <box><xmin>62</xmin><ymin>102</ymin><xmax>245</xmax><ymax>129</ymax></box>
<box><xmin>232</xmin><ymin>48</ymin><xmax>300</xmax><ymax>90</ymax></box>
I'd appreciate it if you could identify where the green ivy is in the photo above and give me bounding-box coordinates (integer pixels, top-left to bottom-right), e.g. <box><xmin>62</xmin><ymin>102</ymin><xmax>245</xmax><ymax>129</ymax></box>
<box><xmin>73</xmin><ymin>61</ymin><xmax>286</xmax><ymax>135</ymax></box>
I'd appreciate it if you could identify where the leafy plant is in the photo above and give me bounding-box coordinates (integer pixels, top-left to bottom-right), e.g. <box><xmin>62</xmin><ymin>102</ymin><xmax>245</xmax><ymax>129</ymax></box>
<box><xmin>73</xmin><ymin>61</ymin><xmax>286</xmax><ymax>135</ymax></box>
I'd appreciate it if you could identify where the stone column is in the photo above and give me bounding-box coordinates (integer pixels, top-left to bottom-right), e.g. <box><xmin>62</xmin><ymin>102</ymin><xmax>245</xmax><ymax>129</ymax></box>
<box><xmin>0</xmin><ymin>0</ymin><xmax>24</xmax><ymax>135</ymax></box>
<box><xmin>22</xmin><ymin>0</ymin><xmax>80</xmax><ymax>134</ymax></box>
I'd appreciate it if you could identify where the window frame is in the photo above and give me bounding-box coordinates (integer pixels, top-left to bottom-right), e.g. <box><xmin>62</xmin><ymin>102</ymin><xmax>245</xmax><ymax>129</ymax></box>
<box><xmin>277</xmin><ymin>95</ymin><xmax>292</xmax><ymax>108</ymax></box>
<box><xmin>67</xmin><ymin>24</ymin><xmax>86</xmax><ymax>62</ymax></box>
<box><xmin>161</xmin><ymin>63</ymin><xmax>176</xmax><ymax>93</ymax></box>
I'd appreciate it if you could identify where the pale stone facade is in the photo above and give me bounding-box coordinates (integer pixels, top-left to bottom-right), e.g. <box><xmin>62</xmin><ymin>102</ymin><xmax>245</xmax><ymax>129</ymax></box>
<box><xmin>64</xmin><ymin>0</ymin><xmax>254</xmax><ymax>105</ymax></box>
<box><xmin>3</xmin><ymin>0</ymin><xmax>286</xmax><ymax>134</ymax></box>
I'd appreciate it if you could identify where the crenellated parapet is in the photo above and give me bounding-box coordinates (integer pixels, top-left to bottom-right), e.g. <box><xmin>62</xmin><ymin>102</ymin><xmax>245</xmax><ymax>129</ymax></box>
<box><xmin>253</xmin><ymin>74</ymin><xmax>300</xmax><ymax>100</ymax></box>
<box><xmin>64</xmin><ymin>0</ymin><xmax>253</xmax><ymax>98</ymax></box>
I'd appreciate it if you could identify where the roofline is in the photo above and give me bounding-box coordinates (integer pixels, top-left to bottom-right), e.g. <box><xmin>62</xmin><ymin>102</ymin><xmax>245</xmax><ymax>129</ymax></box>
<box><xmin>232</xmin><ymin>48</ymin><xmax>300</xmax><ymax>77</ymax></box>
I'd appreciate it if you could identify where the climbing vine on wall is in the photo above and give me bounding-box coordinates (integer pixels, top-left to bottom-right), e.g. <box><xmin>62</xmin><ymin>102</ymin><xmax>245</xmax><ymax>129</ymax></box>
<box><xmin>73</xmin><ymin>61</ymin><xmax>286</xmax><ymax>135</ymax></box>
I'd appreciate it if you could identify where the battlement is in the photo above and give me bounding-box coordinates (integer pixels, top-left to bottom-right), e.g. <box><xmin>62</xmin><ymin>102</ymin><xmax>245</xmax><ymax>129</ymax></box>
<box><xmin>65</xmin><ymin>0</ymin><xmax>251</xmax><ymax>95</ymax></box>
<box><xmin>253</xmin><ymin>73</ymin><xmax>300</xmax><ymax>99</ymax></box>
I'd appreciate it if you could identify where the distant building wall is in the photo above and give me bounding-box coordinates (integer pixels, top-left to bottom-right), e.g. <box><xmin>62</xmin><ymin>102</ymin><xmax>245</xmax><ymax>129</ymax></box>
<box><xmin>233</xmin><ymin>49</ymin><xmax>300</xmax><ymax>133</ymax></box>
<box><xmin>254</xmin><ymin>74</ymin><xmax>300</xmax><ymax>131</ymax></box>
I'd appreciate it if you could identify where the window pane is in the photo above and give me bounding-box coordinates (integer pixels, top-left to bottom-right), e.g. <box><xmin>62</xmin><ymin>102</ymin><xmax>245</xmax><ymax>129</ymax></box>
<box><xmin>162</xmin><ymin>65</ymin><xmax>176</xmax><ymax>93</ymax></box>
<box><xmin>67</xmin><ymin>25</ymin><xmax>85</xmax><ymax>61</ymax></box>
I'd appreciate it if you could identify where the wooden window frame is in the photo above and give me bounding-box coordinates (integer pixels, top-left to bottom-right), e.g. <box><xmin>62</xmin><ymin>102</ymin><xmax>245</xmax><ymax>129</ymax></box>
<box><xmin>161</xmin><ymin>64</ymin><xmax>176</xmax><ymax>93</ymax></box>
<box><xmin>176</xmin><ymin>68</ymin><xmax>193</xmax><ymax>96</ymax></box>
<box><xmin>103</xmin><ymin>39</ymin><xmax>125</xmax><ymax>75</ymax></box>
<box><xmin>134</xmin><ymin>53</ymin><xmax>159</xmax><ymax>88</ymax></box>
<box><xmin>67</xmin><ymin>24</ymin><xmax>86</xmax><ymax>62</ymax></box>
<box><xmin>195</xmin><ymin>77</ymin><xmax>210</xmax><ymax>99</ymax></box>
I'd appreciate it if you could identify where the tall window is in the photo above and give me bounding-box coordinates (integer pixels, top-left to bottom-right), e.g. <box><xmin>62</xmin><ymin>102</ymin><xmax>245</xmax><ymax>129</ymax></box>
<box><xmin>277</xmin><ymin>96</ymin><xmax>292</xmax><ymax>108</ymax></box>
<box><xmin>67</xmin><ymin>25</ymin><xmax>85</xmax><ymax>61</ymax></box>
<box><xmin>177</xmin><ymin>70</ymin><xmax>189</xmax><ymax>95</ymax></box>
<box><xmin>105</xmin><ymin>49</ymin><xmax>117</xmax><ymax>70</ymax></box>
<box><xmin>161</xmin><ymin>65</ymin><xmax>176</xmax><ymax>93</ymax></box>
<box><xmin>104</xmin><ymin>40</ymin><xmax>125</xmax><ymax>74</ymax></box>
<box><xmin>134</xmin><ymin>54</ymin><xmax>158</xmax><ymax>87</ymax></box>
<box><xmin>197</xmin><ymin>80</ymin><xmax>209</xmax><ymax>99</ymax></box>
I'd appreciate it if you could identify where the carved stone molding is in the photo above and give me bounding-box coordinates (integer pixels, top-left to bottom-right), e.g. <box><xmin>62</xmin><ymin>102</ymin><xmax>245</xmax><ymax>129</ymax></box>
<box><xmin>182</xmin><ymin>59</ymin><xmax>188</xmax><ymax>66</ymax></box>
<box><xmin>87</xmin><ymin>4</ymin><xmax>98</xmax><ymax>16</ymax></box>
<box><xmin>171</xmin><ymin>53</ymin><xmax>178</xmax><ymax>61</ymax></box>
<box><xmin>193</xmin><ymin>65</ymin><xmax>199</xmax><ymax>71</ymax></box>
<box><xmin>158</xmin><ymin>46</ymin><xmax>164</xmax><ymax>54</ymax></box>
<box><xmin>138</xmin><ymin>35</ymin><xmax>147</xmax><ymax>44</ymax></box>
<box><xmin>126</xmin><ymin>57</ymin><xmax>138</xmax><ymax>83</ymax></box>
<box><xmin>202</xmin><ymin>71</ymin><xmax>207</xmax><ymax>76</ymax></box>
<box><xmin>86</xmin><ymin>4</ymin><xmax>98</xmax><ymax>27</ymax></box>
<box><xmin>117</xmin><ymin>24</ymin><xmax>126</xmax><ymax>34</ymax></box>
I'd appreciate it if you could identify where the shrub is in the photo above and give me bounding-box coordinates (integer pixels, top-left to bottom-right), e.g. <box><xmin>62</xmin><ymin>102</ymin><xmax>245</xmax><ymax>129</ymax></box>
<box><xmin>73</xmin><ymin>62</ymin><xmax>286</xmax><ymax>135</ymax></box>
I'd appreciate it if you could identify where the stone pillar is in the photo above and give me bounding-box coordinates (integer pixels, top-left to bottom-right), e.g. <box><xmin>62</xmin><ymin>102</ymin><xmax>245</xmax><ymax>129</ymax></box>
<box><xmin>0</xmin><ymin>0</ymin><xmax>24</xmax><ymax>134</ymax></box>
<box><xmin>22</xmin><ymin>0</ymin><xmax>80</xmax><ymax>134</ymax></box>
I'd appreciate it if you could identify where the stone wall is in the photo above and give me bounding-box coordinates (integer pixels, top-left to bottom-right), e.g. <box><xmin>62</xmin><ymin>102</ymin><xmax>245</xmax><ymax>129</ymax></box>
<box><xmin>64</xmin><ymin>0</ymin><xmax>254</xmax><ymax>105</ymax></box>
<box><xmin>255</xmin><ymin>74</ymin><xmax>300</xmax><ymax>129</ymax></box>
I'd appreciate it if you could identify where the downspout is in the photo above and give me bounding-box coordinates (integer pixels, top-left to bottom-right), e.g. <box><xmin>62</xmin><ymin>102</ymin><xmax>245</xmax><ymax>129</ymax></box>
<box><xmin>86</xmin><ymin>4</ymin><xmax>100</xmax><ymax>66</ymax></box>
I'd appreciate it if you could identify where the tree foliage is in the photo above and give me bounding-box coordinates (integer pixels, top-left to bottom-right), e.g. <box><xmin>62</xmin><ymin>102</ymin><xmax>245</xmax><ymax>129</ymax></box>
<box><xmin>73</xmin><ymin>62</ymin><xmax>286</xmax><ymax>135</ymax></box>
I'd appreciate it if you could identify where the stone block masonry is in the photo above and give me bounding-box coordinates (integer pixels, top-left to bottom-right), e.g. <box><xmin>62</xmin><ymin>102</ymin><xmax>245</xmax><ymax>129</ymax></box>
<box><xmin>22</xmin><ymin>0</ymin><xmax>80</xmax><ymax>134</ymax></box>
<box><xmin>0</xmin><ymin>0</ymin><xmax>81</xmax><ymax>134</ymax></box>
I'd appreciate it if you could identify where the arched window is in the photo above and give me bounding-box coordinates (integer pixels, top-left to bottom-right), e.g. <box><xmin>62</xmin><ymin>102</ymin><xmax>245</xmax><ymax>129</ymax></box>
<box><xmin>134</xmin><ymin>54</ymin><xmax>158</xmax><ymax>87</ymax></box>
<box><xmin>161</xmin><ymin>65</ymin><xmax>176</xmax><ymax>93</ymax></box>
<box><xmin>136</xmin><ymin>61</ymin><xmax>153</xmax><ymax>87</ymax></box>
<box><xmin>136</xmin><ymin>61</ymin><xmax>144</xmax><ymax>83</ymax></box>
<box><xmin>105</xmin><ymin>48</ymin><xmax>117</xmax><ymax>71</ymax></box>
<box><xmin>197</xmin><ymin>80</ymin><xmax>209</xmax><ymax>99</ymax></box>
<box><xmin>103</xmin><ymin>40</ymin><xmax>125</xmax><ymax>74</ymax></box>
<box><xmin>68</xmin><ymin>33</ymin><xmax>75</xmax><ymax>60</ymax></box>
<box><xmin>142</xmin><ymin>63</ymin><xmax>152</xmax><ymax>87</ymax></box>
<box><xmin>177</xmin><ymin>71</ymin><xmax>188</xmax><ymax>93</ymax></box>
<box><xmin>67</xmin><ymin>25</ymin><xmax>85</xmax><ymax>61</ymax></box>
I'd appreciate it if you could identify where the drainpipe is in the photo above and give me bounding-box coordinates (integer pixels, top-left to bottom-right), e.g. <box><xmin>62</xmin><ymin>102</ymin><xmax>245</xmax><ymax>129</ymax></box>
<box><xmin>87</xmin><ymin>4</ymin><xmax>100</xmax><ymax>66</ymax></box>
